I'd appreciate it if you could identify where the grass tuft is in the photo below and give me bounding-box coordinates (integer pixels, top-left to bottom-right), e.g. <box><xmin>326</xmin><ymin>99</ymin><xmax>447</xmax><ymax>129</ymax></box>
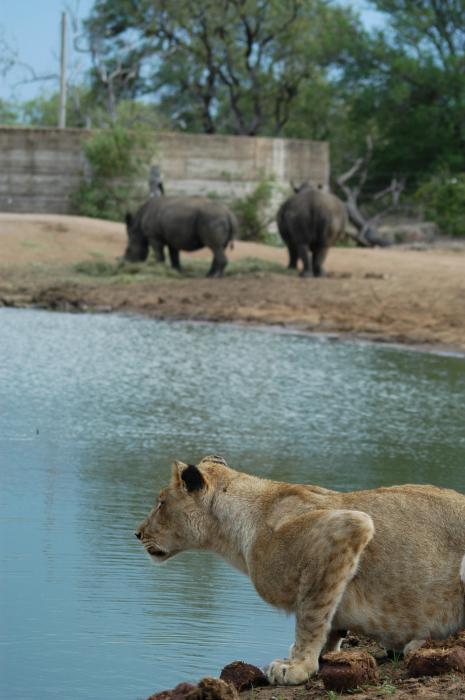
<box><xmin>72</xmin><ymin>256</ymin><xmax>292</xmax><ymax>280</ymax></box>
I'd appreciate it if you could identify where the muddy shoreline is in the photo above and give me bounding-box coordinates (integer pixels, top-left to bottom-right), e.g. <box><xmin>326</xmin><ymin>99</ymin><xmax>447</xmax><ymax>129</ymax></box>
<box><xmin>2</xmin><ymin>273</ymin><xmax>465</xmax><ymax>358</ymax></box>
<box><xmin>148</xmin><ymin>632</ymin><xmax>465</xmax><ymax>700</ymax></box>
<box><xmin>1</xmin><ymin>213</ymin><xmax>465</xmax><ymax>353</ymax></box>
<box><xmin>3</xmin><ymin>291</ymin><xmax>465</xmax><ymax>360</ymax></box>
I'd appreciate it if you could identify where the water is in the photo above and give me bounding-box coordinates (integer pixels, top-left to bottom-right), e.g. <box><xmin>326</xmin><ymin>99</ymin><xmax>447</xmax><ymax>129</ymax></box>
<box><xmin>1</xmin><ymin>308</ymin><xmax>464</xmax><ymax>700</ymax></box>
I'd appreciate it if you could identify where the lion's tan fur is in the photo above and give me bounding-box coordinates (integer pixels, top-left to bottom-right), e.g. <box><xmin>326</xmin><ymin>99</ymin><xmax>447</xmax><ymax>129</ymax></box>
<box><xmin>136</xmin><ymin>456</ymin><xmax>465</xmax><ymax>685</ymax></box>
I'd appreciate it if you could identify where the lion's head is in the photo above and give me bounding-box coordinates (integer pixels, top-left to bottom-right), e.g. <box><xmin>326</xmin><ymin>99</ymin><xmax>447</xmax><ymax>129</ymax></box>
<box><xmin>135</xmin><ymin>455</ymin><xmax>230</xmax><ymax>564</ymax></box>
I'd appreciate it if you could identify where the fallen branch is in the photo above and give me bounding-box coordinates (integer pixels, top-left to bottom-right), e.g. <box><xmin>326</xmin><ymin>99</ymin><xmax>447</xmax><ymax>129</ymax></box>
<box><xmin>336</xmin><ymin>137</ymin><xmax>405</xmax><ymax>247</ymax></box>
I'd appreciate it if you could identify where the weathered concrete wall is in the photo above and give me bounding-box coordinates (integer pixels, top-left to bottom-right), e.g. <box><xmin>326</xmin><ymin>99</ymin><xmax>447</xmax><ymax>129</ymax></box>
<box><xmin>0</xmin><ymin>128</ymin><xmax>86</xmax><ymax>214</ymax></box>
<box><xmin>0</xmin><ymin>127</ymin><xmax>329</xmax><ymax>215</ymax></box>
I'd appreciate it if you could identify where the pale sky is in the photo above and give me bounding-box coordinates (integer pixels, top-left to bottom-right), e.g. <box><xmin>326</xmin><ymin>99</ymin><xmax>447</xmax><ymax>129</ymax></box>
<box><xmin>0</xmin><ymin>0</ymin><xmax>94</xmax><ymax>101</ymax></box>
<box><xmin>0</xmin><ymin>0</ymin><xmax>384</xmax><ymax>102</ymax></box>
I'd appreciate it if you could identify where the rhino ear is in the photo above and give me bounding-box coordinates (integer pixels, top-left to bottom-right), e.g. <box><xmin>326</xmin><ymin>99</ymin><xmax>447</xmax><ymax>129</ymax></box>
<box><xmin>172</xmin><ymin>461</ymin><xmax>205</xmax><ymax>493</ymax></box>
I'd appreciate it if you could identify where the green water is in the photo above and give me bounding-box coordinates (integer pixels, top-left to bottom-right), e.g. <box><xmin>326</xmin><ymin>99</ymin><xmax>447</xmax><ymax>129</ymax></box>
<box><xmin>1</xmin><ymin>308</ymin><xmax>464</xmax><ymax>700</ymax></box>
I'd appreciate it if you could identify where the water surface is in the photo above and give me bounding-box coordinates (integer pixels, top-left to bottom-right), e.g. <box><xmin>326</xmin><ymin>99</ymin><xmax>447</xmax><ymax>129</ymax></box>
<box><xmin>1</xmin><ymin>309</ymin><xmax>464</xmax><ymax>700</ymax></box>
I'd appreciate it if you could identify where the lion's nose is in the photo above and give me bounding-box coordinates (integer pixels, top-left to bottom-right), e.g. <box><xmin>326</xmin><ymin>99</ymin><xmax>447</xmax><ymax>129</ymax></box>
<box><xmin>135</xmin><ymin>530</ymin><xmax>142</xmax><ymax>540</ymax></box>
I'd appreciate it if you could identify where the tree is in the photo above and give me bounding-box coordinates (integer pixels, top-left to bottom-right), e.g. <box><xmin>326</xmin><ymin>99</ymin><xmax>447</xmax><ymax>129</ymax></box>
<box><xmin>342</xmin><ymin>0</ymin><xmax>465</xmax><ymax>184</ymax></box>
<box><xmin>85</xmin><ymin>0</ymin><xmax>360</xmax><ymax>135</ymax></box>
<box><xmin>19</xmin><ymin>89</ymin><xmax>91</xmax><ymax>127</ymax></box>
<box><xmin>0</xmin><ymin>98</ymin><xmax>18</xmax><ymax>124</ymax></box>
<box><xmin>336</xmin><ymin>136</ymin><xmax>404</xmax><ymax>246</ymax></box>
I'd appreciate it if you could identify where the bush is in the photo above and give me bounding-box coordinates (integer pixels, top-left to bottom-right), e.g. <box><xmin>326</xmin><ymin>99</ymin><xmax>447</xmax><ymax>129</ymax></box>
<box><xmin>71</xmin><ymin>125</ymin><xmax>154</xmax><ymax>221</ymax></box>
<box><xmin>415</xmin><ymin>174</ymin><xmax>465</xmax><ymax>237</ymax></box>
<box><xmin>232</xmin><ymin>177</ymin><xmax>274</xmax><ymax>242</ymax></box>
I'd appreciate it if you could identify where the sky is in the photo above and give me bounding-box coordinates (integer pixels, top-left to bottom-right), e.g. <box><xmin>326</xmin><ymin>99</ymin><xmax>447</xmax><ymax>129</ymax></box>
<box><xmin>0</xmin><ymin>0</ymin><xmax>385</xmax><ymax>103</ymax></box>
<box><xmin>0</xmin><ymin>0</ymin><xmax>94</xmax><ymax>101</ymax></box>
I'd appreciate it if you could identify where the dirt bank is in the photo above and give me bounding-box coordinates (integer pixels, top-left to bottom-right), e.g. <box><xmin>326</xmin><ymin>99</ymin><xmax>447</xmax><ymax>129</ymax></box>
<box><xmin>149</xmin><ymin>633</ymin><xmax>465</xmax><ymax>700</ymax></box>
<box><xmin>1</xmin><ymin>213</ymin><xmax>464</xmax><ymax>352</ymax></box>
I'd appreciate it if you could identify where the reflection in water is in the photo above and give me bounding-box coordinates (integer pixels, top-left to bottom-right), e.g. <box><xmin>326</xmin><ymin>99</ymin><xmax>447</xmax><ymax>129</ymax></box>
<box><xmin>1</xmin><ymin>309</ymin><xmax>464</xmax><ymax>700</ymax></box>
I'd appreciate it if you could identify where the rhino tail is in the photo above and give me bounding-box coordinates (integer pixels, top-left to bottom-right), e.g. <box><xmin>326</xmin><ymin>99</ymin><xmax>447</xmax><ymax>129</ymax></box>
<box><xmin>227</xmin><ymin>211</ymin><xmax>239</xmax><ymax>250</ymax></box>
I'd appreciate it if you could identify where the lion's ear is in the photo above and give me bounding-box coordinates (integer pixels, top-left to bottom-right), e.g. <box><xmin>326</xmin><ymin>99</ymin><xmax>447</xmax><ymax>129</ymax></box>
<box><xmin>181</xmin><ymin>464</ymin><xmax>205</xmax><ymax>492</ymax></box>
<box><xmin>172</xmin><ymin>461</ymin><xmax>205</xmax><ymax>493</ymax></box>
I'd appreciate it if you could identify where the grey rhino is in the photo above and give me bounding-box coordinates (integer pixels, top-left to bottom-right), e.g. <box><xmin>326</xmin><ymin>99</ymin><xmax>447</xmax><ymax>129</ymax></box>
<box><xmin>124</xmin><ymin>195</ymin><xmax>238</xmax><ymax>277</ymax></box>
<box><xmin>277</xmin><ymin>183</ymin><xmax>347</xmax><ymax>277</ymax></box>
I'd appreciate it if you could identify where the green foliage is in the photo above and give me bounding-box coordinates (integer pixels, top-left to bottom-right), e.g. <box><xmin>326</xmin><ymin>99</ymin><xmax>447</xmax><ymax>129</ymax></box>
<box><xmin>338</xmin><ymin>1</ymin><xmax>465</xmax><ymax>187</ymax></box>
<box><xmin>415</xmin><ymin>174</ymin><xmax>465</xmax><ymax>237</ymax></box>
<box><xmin>21</xmin><ymin>92</ymin><xmax>68</xmax><ymax>127</ymax></box>
<box><xmin>232</xmin><ymin>178</ymin><xmax>275</xmax><ymax>242</ymax></box>
<box><xmin>71</xmin><ymin>124</ymin><xmax>155</xmax><ymax>221</ymax></box>
<box><xmin>83</xmin><ymin>125</ymin><xmax>142</xmax><ymax>178</ymax></box>
<box><xmin>20</xmin><ymin>87</ymin><xmax>95</xmax><ymax>128</ymax></box>
<box><xmin>86</xmin><ymin>0</ymin><xmax>360</xmax><ymax>136</ymax></box>
<box><xmin>388</xmin><ymin>650</ymin><xmax>403</xmax><ymax>667</ymax></box>
<box><xmin>0</xmin><ymin>98</ymin><xmax>18</xmax><ymax>125</ymax></box>
<box><xmin>16</xmin><ymin>86</ymin><xmax>166</xmax><ymax>130</ymax></box>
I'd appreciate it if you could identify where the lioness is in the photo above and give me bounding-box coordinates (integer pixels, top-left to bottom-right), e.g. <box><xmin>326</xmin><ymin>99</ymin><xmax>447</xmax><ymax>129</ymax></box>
<box><xmin>135</xmin><ymin>456</ymin><xmax>465</xmax><ymax>685</ymax></box>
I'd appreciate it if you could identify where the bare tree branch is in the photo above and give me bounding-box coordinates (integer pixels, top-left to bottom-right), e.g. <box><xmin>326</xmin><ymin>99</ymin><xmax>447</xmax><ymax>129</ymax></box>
<box><xmin>336</xmin><ymin>137</ymin><xmax>403</xmax><ymax>247</ymax></box>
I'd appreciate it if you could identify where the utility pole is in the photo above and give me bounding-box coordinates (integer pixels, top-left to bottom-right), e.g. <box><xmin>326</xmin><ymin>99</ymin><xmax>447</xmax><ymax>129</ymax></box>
<box><xmin>58</xmin><ymin>11</ymin><xmax>67</xmax><ymax>128</ymax></box>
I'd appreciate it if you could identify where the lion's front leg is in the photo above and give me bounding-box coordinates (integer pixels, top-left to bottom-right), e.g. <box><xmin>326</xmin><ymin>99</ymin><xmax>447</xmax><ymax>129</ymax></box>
<box><xmin>267</xmin><ymin>509</ymin><xmax>374</xmax><ymax>685</ymax></box>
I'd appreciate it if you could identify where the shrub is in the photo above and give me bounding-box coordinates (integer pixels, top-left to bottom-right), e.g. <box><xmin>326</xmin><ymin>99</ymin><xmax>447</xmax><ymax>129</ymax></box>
<box><xmin>415</xmin><ymin>174</ymin><xmax>465</xmax><ymax>237</ymax></box>
<box><xmin>232</xmin><ymin>177</ymin><xmax>275</xmax><ymax>242</ymax></box>
<box><xmin>71</xmin><ymin>125</ymin><xmax>155</xmax><ymax>221</ymax></box>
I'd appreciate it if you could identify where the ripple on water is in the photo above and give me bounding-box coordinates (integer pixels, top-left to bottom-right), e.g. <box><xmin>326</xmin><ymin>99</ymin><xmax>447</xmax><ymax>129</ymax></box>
<box><xmin>1</xmin><ymin>308</ymin><xmax>464</xmax><ymax>700</ymax></box>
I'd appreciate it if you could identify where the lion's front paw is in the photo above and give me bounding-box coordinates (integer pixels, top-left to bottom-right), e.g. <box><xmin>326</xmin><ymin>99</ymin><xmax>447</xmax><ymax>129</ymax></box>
<box><xmin>266</xmin><ymin>658</ymin><xmax>318</xmax><ymax>685</ymax></box>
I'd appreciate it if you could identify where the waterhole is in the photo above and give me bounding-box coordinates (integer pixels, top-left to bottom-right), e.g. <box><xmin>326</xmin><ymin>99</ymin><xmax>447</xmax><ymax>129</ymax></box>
<box><xmin>1</xmin><ymin>309</ymin><xmax>464</xmax><ymax>700</ymax></box>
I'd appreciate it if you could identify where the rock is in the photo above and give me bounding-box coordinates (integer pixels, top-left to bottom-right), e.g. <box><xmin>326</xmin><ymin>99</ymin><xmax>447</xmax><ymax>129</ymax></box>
<box><xmin>406</xmin><ymin>646</ymin><xmax>465</xmax><ymax>677</ymax></box>
<box><xmin>319</xmin><ymin>650</ymin><xmax>379</xmax><ymax>692</ymax></box>
<box><xmin>220</xmin><ymin>661</ymin><xmax>269</xmax><ymax>691</ymax></box>
<box><xmin>378</xmin><ymin>221</ymin><xmax>439</xmax><ymax>244</ymax></box>
<box><xmin>147</xmin><ymin>678</ymin><xmax>238</xmax><ymax>700</ymax></box>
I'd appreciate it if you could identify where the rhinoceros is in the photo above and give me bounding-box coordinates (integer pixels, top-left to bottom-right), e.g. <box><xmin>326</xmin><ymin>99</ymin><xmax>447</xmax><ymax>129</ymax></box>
<box><xmin>277</xmin><ymin>183</ymin><xmax>347</xmax><ymax>277</ymax></box>
<box><xmin>124</xmin><ymin>194</ymin><xmax>238</xmax><ymax>277</ymax></box>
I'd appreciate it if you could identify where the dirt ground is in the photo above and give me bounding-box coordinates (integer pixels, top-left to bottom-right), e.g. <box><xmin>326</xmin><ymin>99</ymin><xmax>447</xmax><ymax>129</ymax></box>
<box><xmin>1</xmin><ymin>213</ymin><xmax>465</xmax><ymax>352</ymax></box>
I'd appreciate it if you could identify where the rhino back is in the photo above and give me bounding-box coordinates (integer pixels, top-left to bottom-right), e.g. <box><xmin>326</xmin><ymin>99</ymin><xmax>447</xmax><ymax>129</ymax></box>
<box><xmin>281</xmin><ymin>189</ymin><xmax>346</xmax><ymax>245</ymax></box>
<box><xmin>143</xmin><ymin>197</ymin><xmax>232</xmax><ymax>250</ymax></box>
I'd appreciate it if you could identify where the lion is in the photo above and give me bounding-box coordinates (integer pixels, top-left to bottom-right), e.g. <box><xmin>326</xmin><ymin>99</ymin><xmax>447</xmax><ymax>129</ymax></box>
<box><xmin>135</xmin><ymin>456</ymin><xmax>465</xmax><ymax>685</ymax></box>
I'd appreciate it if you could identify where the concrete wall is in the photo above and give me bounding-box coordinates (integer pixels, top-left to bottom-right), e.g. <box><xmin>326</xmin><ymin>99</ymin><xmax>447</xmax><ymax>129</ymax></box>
<box><xmin>0</xmin><ymin>128</ymin><xmax>86</xmax><ymax>214</ymax></box>
<box><xmin>0</xmin><ymin>127</ymin><xmax>329</xmax><ymax>215</ymax></box>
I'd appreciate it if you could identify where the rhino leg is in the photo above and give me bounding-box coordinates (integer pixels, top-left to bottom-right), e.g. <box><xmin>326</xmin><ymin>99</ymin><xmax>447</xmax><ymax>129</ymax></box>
<box><xmin>152</xmin><ymin>240</ymin><xmax>166</xmax><ymax>263</ymax></box>
<box><xmin>312</xmin><ymin>246</ymin><xmax>328</xmax><ymax>277</ymax></box>
<box><xmin>168</xmin><ymin>246</ymin><xmax>182</xmax><ymax>271</ymax></box>
<box><xmin>287</xmin><ymin>241</ymin><xmax>298</xmax><ymax>269</ymax></box>
<box><xmin>298</xmin><ymin>244</ymin><xmax>312</xmax><ymax>278</ymax></box>
<box><xmin>207</xmin><ymin>248</ymin><xmax>227</xmax><ymax>278</ymax></box>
